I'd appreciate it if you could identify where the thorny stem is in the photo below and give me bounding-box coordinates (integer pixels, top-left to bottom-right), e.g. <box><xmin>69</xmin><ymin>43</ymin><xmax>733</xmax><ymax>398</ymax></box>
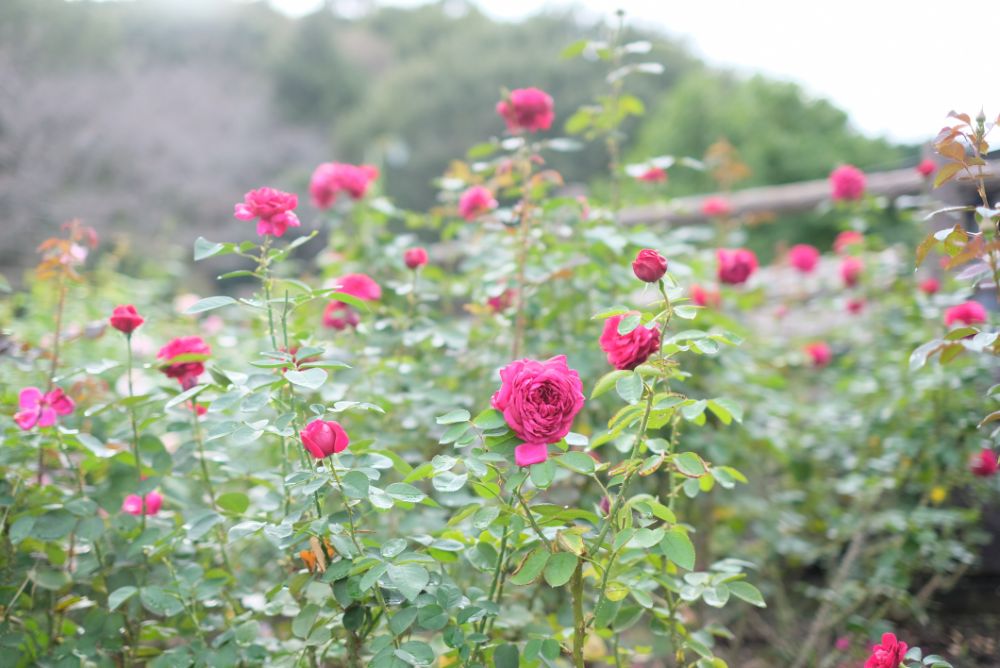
<box><xmin>515</xmin><ymin>488</ymin><xmax>552</xmax><ymax>552</ymax></box>
<box><xmin>571</xmin><ymin>560</ymin><xmax>585</xmax><ymax>668</ymax></box>
<box><xmin>39</xmin><ymin>273</ymin><xmax>69</xmax><ymax>486</ymax></box>
<box><xmin>125</xmin><ymin>336</ymin><xmax>146</xmax><ymax>534</ymax></box>
<box><xmin>189</xmin><ymin>411</ymin><xmax>237</xmax><ymax>584</ymax></box>
<box><xmin>323</xmin><ymin>457</ymin><xmax>400</xmax><ymax>650</ymax></box>
<box><xmin>258</xmin><ymin>236</ymin><xmax>278</xmax><ymax>351</ymax></box>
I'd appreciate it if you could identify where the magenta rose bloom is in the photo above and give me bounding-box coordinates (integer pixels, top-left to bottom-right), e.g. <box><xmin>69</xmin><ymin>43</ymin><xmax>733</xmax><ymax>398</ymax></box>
<box><xmin>971</xmin><ymin>449</ymin><xmax>999</xmax><ymax>477</ymax></box>
<box><xmin>300</xmin><ymin>419</ymin><xmax>350</xmax><ymax>459</ymax></box>
<box><xmin>636</xmin><ymin>166</ymin><xmax>667</xmax><ymax>183</ymax></box>
<box><xmin>404</xmin><ymin>247</ymin><xmax>428</xmax><ymax>269</ymax></box>
<box><xmin>458</xmin><ymin>186</ymin><xmax>498</xmax><ymax>221</ymax></box>
<box><xmin>323</xmin><ymin>302</ymin><xmax>360</xmax><ymax>330</ymax></box>
<box><xmin>632</xmin><ymin>249</ymin><xmax>668</xmax><ymax>283</ymax></box>
<box><xmin>701</xmin><ymin>196</ymin><xmax>731</xmax><ymax>217</ymax></box>
<box><xmin>157</xmin><ymin>336</ymin><xmax>211</xmax><ymax>389</ymax></box>
<box><xmin>840</xmin><ymin>256</ymin><xmax>864</xmax><ymax>288</ymax></box>
<box><xmin>863</xmin><ymin>633</ymin><xmax>908</xmax><ymax>668</ymax></box>
<box><xmin>122</xmin><ymin>491</ymin><xmax>163</xmax><ymax>516</ymax></box>
<box><xmin>917</xmin><ymin>158</ymin><xmax>936</xmax><ymax>177</ymax></box>
<box><xmin>109</xmin><ymin>304</ymin><xmax>145</xmax><ymax>334</ymax></box>
<box><xmin>496</xmin><ymin>88</ymin><xmax>554</xmax><ymax>133</ymax></box>
<box><xmin>324</xmin><ymin>273</ymin><xmax>382</xmax><ymax>329</ymax></box>
<box><xmin>788</xmin><ymin>244</ymin><xmax>820</xmax><ymax>273</ymax></box>
<box><xmin>310</xmin><ymin>162</ymin><xmax>379</xmax><ymax>209</ymax></box>
<box><xmin>234</xmin><ymin>187</ymin><xmax>301</xmax><ymax>238</ymax></box>
<box><xmin>14</xmin><ymin>387</ymin><xmax>75</xmax><ymax>430</ymax></box>
<box><xmin>716</xmin><ymin>248</ymin><xmax>758</xmax><ymax>285</ymax></box>
<box><xmin>600</xmin><ymin>313</ymin><xmax>660</xmax><ymax>371</ymax></box>
<box><xmin>944</xmin><ymin>300</ymin><xmax>987</xmax><ymax>327</ymax></box>
<box><xmin>833</xmin><ymin>230</ymin><xmax>863</xmax><ymax>254</ymax></box>
<box><xmin>491</xmin><ymin>355</ymin><xmax>585</xmax><ymax>451</ymax></box>
<box><xmin>804</xmin><ymin>342</ymin><xmax>832</xmax><ymax>368</ymax></box>
<box><xmin>830</xmin><ymin>165</ymin><xmax>866</xmax><ymax>201</ymax></box>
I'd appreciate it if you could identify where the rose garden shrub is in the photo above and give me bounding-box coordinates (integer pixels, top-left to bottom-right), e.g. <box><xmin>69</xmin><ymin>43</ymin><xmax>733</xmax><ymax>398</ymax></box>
<box><xmin>1</xmin><ymin>30</ymin><xmax>994</xmax><ymax>668</ymax></box>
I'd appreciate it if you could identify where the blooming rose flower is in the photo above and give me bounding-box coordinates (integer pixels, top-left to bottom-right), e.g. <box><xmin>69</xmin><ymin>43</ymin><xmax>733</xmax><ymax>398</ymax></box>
<box><xmin>830</xmin><ymin>164</ymin><xmax>866</xmax><ymax>201</ymax></box>
<box><xmin>690</xmin><ymin>284</ymin><xmax>721</xmax><ymax>308</ymax></box>
<box><xmin>491</xmin><ymin>356</ymin><xmax>585</xmax><ymax>456</ymax></box>
<box><xmin>846</xmin><ymin>298</ymin><xmax>866</xmax><ymax>315</ymax></box>
<box><xmin>323</xmin><ymin>303</ymin><xmax>360</xmax><ymax>330</ymax></box>
<box><xmin>496</xmin><ymin>88</ymin><xmax>554</xmax><ymax>133</ymax></box>
<box><xmin>234</xmin><ymin>187</ymin><xmax>300</xmax><ymax>238</ymax></box>
<box><xmin>840</xmin><ymin>256</ymin><xmax>863</xmax><ymax>287</ymax></box>
<box><xmin>458</xmin><ymin>186</ymin><xmax>498</xmax><ymax>221</ymax></box>
<box><xmin>944</xmin><ymin>300</ymin><xmax>987</xmax><ymax>327</ymax></box>
<box><xmin>122</xmin><ymin>491</ymin><xmax>163</xmax><ymax>516</ymax></box>
<box><xmin>917</xmin><ymin>158</ymin><xmax>936</xmax><ymax>177</ymax></box>
<box><xmin>971</xmin><ymin>449</ymin><xmax>999</xmax><ymax>477</ymax></box>
<box><xmin>804</xmin><ymin>342</ymin><xmax>832</xmax><ymax>368</ymax></box>
<box><xmin>701</xmin><ymin>196</ymin><xmax>731</xmax><ymax>217</ymax></box>
<box><xmin>834</xmin><ymin>636</ymin><xmax>851</xmax><ymax>652</ymax></box>
<box><xmin>300</xmin><ymin>419</ymin><xmax>350</xmax><ymax>459</ymax></box>
<box><xmin>514</xmin><ymin>442</ymin><xmax>549</xmax><ymax>467</ymax></box>
<box><xmin>488</xmin><ymin>289</ymin><xmax>516</xmax><ymax>313</ymax></box>
<box><xmin>788</xmin><ymin>244</ymin><xmax>820</xmax><ymax>273</ymax></box>
<box><xmin>637</xmin><ymin>166</ymin><xmax>667</xmax><ymax>183</ymax></box>
<box><xmin>632</xmin><ymin>249</ymin><xmax>668</xmax><ymax>283</ymax></box>
<box><xmin>310</xmin><ymin>162</ymin><xmax>379</xmax><ymax>209</ymax></box>
<box><xmin>919</xmin><ymin>277</ymin><xmax>940</xmax><ymax>295</ymax></box>
<box><xmin>14</xmin><ymin>387</ymin><xmax>75</xmax><ymax>430</ymax></box>
<box><xmin>157</xmin><ymin>336</ymin><xmax>211</xmax><ymax>389</ymax></box>
<box><xmin>863</xmin><ymin>633</ymin><xmax>908</xmax><ymax>668</ymax></box>
<box><xmin>600</xmin><ymin>313</ymin><xmax>660</xmax><ymax>370</ymax></box>
<box><xmin>109</xmin><ymin>304</ymin><xmax>145</xmax><ymax>335</ymax></box>
<box><xmin>716</xmin><ymin>248</ymin><xmax>758</xmax><ymax>285</ymax></box>
<box><xmin>833</xmin><ymin>230</ymin><xmax>864</xmax><ymax>254</ymax></box>
<box><xmin>404</xmin><ymin>247</ymin><xmax>429</xmax><ymax>269</ymax></box>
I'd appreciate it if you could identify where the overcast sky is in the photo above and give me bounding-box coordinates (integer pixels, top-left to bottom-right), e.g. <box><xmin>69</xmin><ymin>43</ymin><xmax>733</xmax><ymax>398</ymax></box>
<box><xmin>271</xmin><ymin>0</ymin><xmax>998</xmax><ymax>144</ymax></box>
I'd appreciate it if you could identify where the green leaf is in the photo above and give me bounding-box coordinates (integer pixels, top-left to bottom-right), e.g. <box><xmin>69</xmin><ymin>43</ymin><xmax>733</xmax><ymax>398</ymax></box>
<box><xmin>108</xmin><ymin>586</ymin><xmax>138</xmax><ymax>612</ymax></box>
<box><xmin>616</xmin><ymin>372</ymin><xmax>644</xmax><ymax>404</ymax></box>
<box><xmin>707</xmin><ymin>398</ymin><xmax>742</xmax><ymax>425</ymax></box>
<box><xmin>165</xmin><ymin>384</ymin><xmax>207</xmax><ymax>410</ymax></box>
<box><xmin>510</xmin><ymin>547</ymin><xmax>550</xmax><ymax>586</ymax></box>
<box><xmin>228</xmin><ymin>521</ymin><xmax>264</xmax><ymax>541</ymax></box>
<box><xmin>140</xmin><ymin>586</ymin><xmax>185</xmax><ymax>617</ymax></box>
<box><xmin>728</xmin><ymin>581</ymin><xmax>766</xmax><ymax>608</ymax></box>
<box><xmin>285</xmin><ymin>368</ymin><xmax>328</xmax><ymax>390</ymax></box>
<box><xmin>341</xmin><ymin>471</ymin><xmax>370</xmax><ymax>499</ymax></box>
<box><xmin>194</xmin><ymin>237</ymin><xmax>225</xmax><ymax>261</ymax></box>
<box><xmin>33</xmin><ymin>511</ymin><xmax>76</xmax><ymax>541</ymax></box>
<box><xmin>494</xmin><ymin>643</ymin><xmax>520</xmax><ymax>668</ymax></box>
<box><xmin>184</xmin><ymin>296</ymin><xmax>237</xmax><ymax>314</ymax></box>
<box><xmin>387</xmin><ymin>564</ymin><xmax>429</xmax><ymax>602</ymax></box>
<box><xmin>674</xmin><ymin>452</ymin><xmax>707</xmax><ymax>477</ymax></box>
<box><xmin>186</xmin><ymin>511</ymin><xmax>223</xmax><ymax>541</ymax></box>
<box><xmin>660</xmin><ymin>527</ymin><xmax>696</xmax><ymax>570</ymax></box>
<box><xmin>543</xmin><ymin>552</ymin><xmax>578</xmax><ymax>587</ymax></box>
<box><xmin>432</xmin><ymin>471</ymin><xmax>468</xmax><ymax>493</ymax></box>
<box><xmin>591</xmin><ymin>369</ymin><xmax>631</xmax><ymax>399</ymax></box>
<box><xmin>617</xmin><ymin>313</ymin><xmax>641</xmax><ymax>335</ymax></box>
<box><xmin>386</xmin><ymin>483</ymin><xmax>426</xmax><ymax>504</ymax></box>
<box><xmin>216</xmin><ymin>492</ymin><xmax>249</xmax><ymax>515</ymax></box>
<box><xmin>436</xmin><ymin>409</ymin><xmax>471</xmax><ymax>425</ymax></box>
<box><xmin>473</xmin><ymin>409</ymin><xmax>507</xmax><ymax>430</ymax></box>
<box><xmin>293</xmin><ymin>603</ymin><xmax>320</xmax><ymax>638</ymax></box>
<box><xmin>555</xmin><ymin>452</ymin><xmax>596</xmax><ymax>474</ymax></box>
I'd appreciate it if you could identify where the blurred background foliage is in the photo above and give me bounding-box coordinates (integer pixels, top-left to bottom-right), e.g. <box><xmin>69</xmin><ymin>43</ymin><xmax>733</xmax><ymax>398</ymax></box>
<box><xmin>0</xmin><ymin>0</ymin><xmax>914</xmax><ymax>276</ymax></box>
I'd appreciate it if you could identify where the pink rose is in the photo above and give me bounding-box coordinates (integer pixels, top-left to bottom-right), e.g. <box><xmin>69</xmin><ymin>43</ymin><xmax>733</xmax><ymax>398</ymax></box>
<box><xmin>833</xmin><ymin>230</ymin><xmax>864</xmax><ymax>254</ymax></box>
<box><xmin>716</xmin><ymin>248</ymin><xmax>758</xmax><ymax>285</ymax></box>
<box><xmin>109</xmin><ymin>304</ymin><xmax>145</xmax><ymax>335</ymax></box>
<box><xmin>491</xmin><ymin>355</ymin><xmax>585</xmax><ymax>453</ymax></box>
<box><xmin>300</xmin><ymin>419</ymin><xmax>350</xmax><ymax>459</ymax></box>
<box><xmin>458</xmin><ymin>186</ymin><xmax>498</xmax><ymax>221</ymax></box>
<box><xmin>804</xmin><ymin>342</ymin><xmax>832</xmax><ymax>368</ymax></box>
<box><xmin>863</xmin><ymin>633</ymin><xmax>908</xmax><ymax>668</ymax></box>
<box><xmin>404</xmin><ymin>247</ymin><xmax>429</xmax><ymax>269</ymax></box>
<box><xmin>919</xmin><ymin>277</ymin><xmax>940</xmax><ymax>295</ymax></box>
<box><xmin>846</xmin><ymin>298</ymin><xmax>865</xmax><ymax>315</ymax></box>
<box><xmin>840</xmin><ymin>256</ymin><xmax>863</xmax><ymax>288</ymax></box>
<box><xmin>323</xmin><ymin>302</ymin><xmax>360</xmax><ymax>330</ymax></box>
<box><xmin>788</xmin><ymin>244</ymin><xmax>820</xmax><ymax>273</ymax></box>
<box><xmin>310</xmin><ymin>162</ymin><xmax>379</xmax><ymax>209</ymax></box>
<box><xmin>632</xmin><ymin>249</ymin><xmax>668</xmax><ymax>283</ymax></box>
<box><xmin>701</xmin><ymin>196</ymin><xmax>731</xmax><ymax>217</ymax></box>
<box><xmin>600</xmin><ymin>313</ymin><xmax>660</xmax><ymax>371</ymax></box>
<box><xmin>496</xmin><ymin>88</ymin><xmax>554</xmax><ymax>133</ymax></box>
<box><xmin>917</xmin><ymin>158</ymin><xmax>936</xmax><ymax>177</ymax></box>
<box><xmin>334</xmin><ymin>273</ymin><xmax>382</xmax><ymax>302</ymax></box>
<box><xmin>690</xmin><ymin>284</ymin><xmax>721</xmax><ymax>308</ymax></box>
<box><xmin>14</xmin><ymin>387</ymin><xmax>75</xmax><ymax>430</ymax></box>
<box><xmin>122</xmin><ymin>491</ymin><xmax>163</xmax><ymax>516</ymax></box>
<box><xmin>234</xmin><ymin>187</ymin><xmax>300</xmax><ymax>238</ymax></box>
<box><xmin>971</xmin><ymin>448</ymin><xmax>999</xmax><ymax>477</ymax></box>
<box><xmin>830</xmin><ymin>165</ymin><xmax>866</xmax><ymax>201</ymax></box>
<box><xmin>637</xmin><ymin>166</ymin><xmax>667</xmax><ymax>183</ymax></box>
<box><xmin>944</xmin><ymin>300</ymin><xmax>987</xmax><ymax>327</ymax></box>
<box><xmin>487</xmin><ymin>289</ymin><xmax>516</xmax><ymax>314</ymax></box>
<box><xmin>157</xmin><ymin>336</ymin><xmax>211</xmax><ymax>389</ymax></box>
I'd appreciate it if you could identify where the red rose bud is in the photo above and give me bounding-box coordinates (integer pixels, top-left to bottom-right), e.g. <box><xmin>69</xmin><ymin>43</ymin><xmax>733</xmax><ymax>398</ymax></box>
<box><xmin>300</xmin><ymin>419</ymin><xmax>350</xmax><ymax>459</ymax></box>
<box><xmin>840</xmin><ymin>256</ymin><xmax>863</xmax><ymax>288</ymax></box>
<box><xmin>404</xmin><ymin>247</ymin><xmax>429</xmax><ymax>269</ymax></box>
<box><xmin>864</xmin><ymin>633</ymin><xmax>907</xmax><ymax>668</ymax></box>
<box><xmin>919</xmin><ymin>277</ymin><xmax>940</xmax><ymax>295</ymax></box>
<box><xmin>109</xmin><ymin>304</ymin><xmax>145</xmax><ymax>334</ymax></box>
<box><xmin>632</xmin><ymin>249</ymin><xmax>668</xmax><ymax>283</ymax></box>
<box><xmin>496</xmin><ymin>87</ymin><xmax>554</xmax><ymax>134</ymax></box>
<box><xmin>788</xmin><ymin>244</ymin><xmax>820</xmax><ymax>273</ymax></box>
<box><xmin>944</xmin><ymin>300</ymin><xmax>987</xmax><ymax>327</ymax></box>
<box><xmin>971</xmin><ymin>449</ymin><xmax>999</xmax><ymax>477</ymax></box>
<box><xmin>916</xmin><ymin>158</ymin><xmax>936</xmax><ymax>177</ymax></box>
<box><xmin>804</xmin><ymin>342</ymin><xmax>832</xmax><ymax>368</ymax></box>
<box><xmin>716</xmin><ymin>248</ymin><xmax>758</xmax><ymax>285</ymax></box>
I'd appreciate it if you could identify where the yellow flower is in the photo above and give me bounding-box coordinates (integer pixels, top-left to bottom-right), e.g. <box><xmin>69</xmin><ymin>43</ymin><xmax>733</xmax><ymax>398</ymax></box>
<box><xmin>930</xmin><ymin>486</ymin><xmax>947</xmax><ymax>504</ymax></box>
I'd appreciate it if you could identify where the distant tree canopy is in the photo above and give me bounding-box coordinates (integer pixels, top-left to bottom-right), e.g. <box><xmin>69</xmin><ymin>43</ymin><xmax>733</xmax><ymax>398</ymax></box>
<box><xmin>0</xmin><ymin>0</ymin><xmax>913</xmax><ymax>272</ymax></box>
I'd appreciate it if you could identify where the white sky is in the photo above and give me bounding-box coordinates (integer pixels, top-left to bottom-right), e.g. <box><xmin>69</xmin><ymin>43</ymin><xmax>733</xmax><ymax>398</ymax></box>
<box><xmin>272</xmin><ymin>0</ymin><xmax>998</xmax><ymax>144</ymax></box>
